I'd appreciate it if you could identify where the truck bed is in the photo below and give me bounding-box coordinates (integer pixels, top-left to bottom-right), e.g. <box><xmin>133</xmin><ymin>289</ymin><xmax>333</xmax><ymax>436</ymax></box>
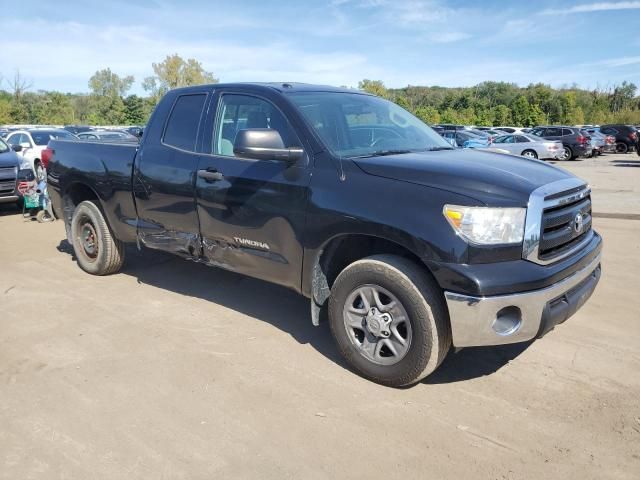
<box><xmin>47</xmin><ymin>139</ymin><xmax>140</xmax><ymax>242</ymax></box>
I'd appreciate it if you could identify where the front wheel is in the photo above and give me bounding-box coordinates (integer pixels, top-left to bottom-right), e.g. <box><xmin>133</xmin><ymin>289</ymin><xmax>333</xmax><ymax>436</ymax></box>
<box><xmin>329</xmin><ymin>254</ymin><xmax>451</xmax><ymax>387</ymax></box>
<box><xmin>70</xmin><ymin>200</ymin><xmax>124</xmax><ymax>275</ymax></box>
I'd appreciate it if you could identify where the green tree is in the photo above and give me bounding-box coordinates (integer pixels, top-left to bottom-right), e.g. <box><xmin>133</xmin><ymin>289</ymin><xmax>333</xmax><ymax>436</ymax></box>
<box><xmin>124</xmin><ymin>95</ymin><xmax>146</xmax><ymax>124</ymax></box>
<box><xmin>89</xmin><ymin>68</ymin><xmax>134</xmax><ymax>98</ymax></box>
<box><xmin>0</xmin><ymin>97</ymin><xmax>11</xmax><ymax>123</ymax></box>
<box><xmin>511</xmin><ymin>95</ymin><xmax>531</xmax><ymax>126</ymax></box>
<box><xmin>143</xmin><ymin>54</ymin><xmax>218</xmax><ymax>103</ymax></box>
<box><xmin>491</xmin><ymin>105</ymin><xmax>512</xmax><ymax>126</ymax></box>
<box><xmin>88</xmin><ymin>68</ymin><xmax>134</xmax><ymax>124</ymax></box>
<box><xmin>33</xmin><ymin>92</ymin><xmax>74</xmax><ymax>124</ymax></box>
<box><xmin>527</xmin><ymin>103</ymin><xmax>546</xmax><ymax>126</ymax></box>
<box><xmin>414</xmin><ymin>106</ymin><xmax>441</xmax><ymax>125</ymax></box>
<box><xmin>358</xmin><ymin>79</ymin><xmax>389</xmax><ymax>98</ymax></box>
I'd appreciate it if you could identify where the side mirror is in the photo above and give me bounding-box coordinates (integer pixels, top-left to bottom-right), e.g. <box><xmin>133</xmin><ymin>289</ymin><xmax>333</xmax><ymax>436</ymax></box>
<box><xmin>233</xmin><ymin>129</ymin><xmax>303</xmax><ymax>162</ymax></box>
<box><xmin>11</xmin><ymin>144</ymin><xmax>23</xmax><ymax>152</ymax></box>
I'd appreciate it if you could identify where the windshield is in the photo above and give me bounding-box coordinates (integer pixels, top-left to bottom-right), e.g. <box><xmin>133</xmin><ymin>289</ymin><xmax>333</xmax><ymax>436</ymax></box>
<box><xmin>32</xmin><ymin>130</ymin><xmax>77</xmax><ymax>145</ymax></box>
<box><xmin>288</xmin><ymin>92</ymin><xmax>453</xmax><ymax>158</ymax></box>
<box><xmin>0</xmin><ymin>139</ymin><xmax>8</xmax><ymax>154</ymax></box>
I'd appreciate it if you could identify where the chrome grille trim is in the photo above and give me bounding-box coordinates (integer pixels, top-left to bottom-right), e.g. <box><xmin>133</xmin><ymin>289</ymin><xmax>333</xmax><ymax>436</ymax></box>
<box><xmin>523</xmin><ymin>177</ymin><xmax>591</xmax><ymax>265</ymax></box>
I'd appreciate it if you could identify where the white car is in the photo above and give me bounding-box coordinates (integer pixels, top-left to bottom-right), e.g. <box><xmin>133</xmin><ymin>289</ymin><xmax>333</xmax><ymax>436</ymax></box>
<box><xmin>494</xmin><ymin>126</ymin><xmax>527</xmax><ymax>134</ymax></box>
<box><xmin>490</xmin><ymin>134</ymin><xmax>564</xmax><ymax>159</ymax></box>
<box><xmin>5</xmin><ymin>128</ymin><xmax>77</xmax><ymax>178</ymax></box>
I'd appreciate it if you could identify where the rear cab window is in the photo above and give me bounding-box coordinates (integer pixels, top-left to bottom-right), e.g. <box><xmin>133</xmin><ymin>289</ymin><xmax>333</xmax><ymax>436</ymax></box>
<box><xmin>163</xmin><ymin>94</ymin><xmax>208</xmax><ymax>151</ymax></box>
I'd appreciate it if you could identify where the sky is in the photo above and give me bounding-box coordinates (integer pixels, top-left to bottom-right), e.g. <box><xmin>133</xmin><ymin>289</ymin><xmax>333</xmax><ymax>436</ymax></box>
<box><xmin>0</xmin><ymin>0</ymin><xmax>639</xmax><ymax>95</ymax></box>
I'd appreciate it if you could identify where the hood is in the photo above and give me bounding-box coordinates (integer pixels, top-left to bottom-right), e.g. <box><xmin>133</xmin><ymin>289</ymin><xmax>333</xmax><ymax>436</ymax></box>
<box><xmin>353</xmin><ymin>149</ymin><xmax>574</xmax><ymax>206</ymax></box>
<box><xmin>0</xmin><ymin>150</ymin><xmax>20</xmax><ymax>168</ymax></box>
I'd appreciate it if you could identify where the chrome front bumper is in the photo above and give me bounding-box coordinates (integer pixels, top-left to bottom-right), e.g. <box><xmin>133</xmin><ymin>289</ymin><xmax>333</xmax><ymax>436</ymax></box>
<box><xmin>445</xmin><ymin>253</ymin><xmax>602</xmax><ymax>347</ymax></box>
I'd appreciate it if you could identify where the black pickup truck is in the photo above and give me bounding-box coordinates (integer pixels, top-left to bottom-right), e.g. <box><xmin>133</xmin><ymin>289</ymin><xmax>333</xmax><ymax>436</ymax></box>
<box><xmin>47</xmin><ymin>83</ymin><xmax>602</xmax><ymax>386</ymax></box>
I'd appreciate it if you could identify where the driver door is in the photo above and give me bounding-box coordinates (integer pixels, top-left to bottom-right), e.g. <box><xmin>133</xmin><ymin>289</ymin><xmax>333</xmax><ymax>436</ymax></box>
<box><xmin>194</xmin><ymin>91</ymin><xmax>312</xmax><ymax>291</ymax></box>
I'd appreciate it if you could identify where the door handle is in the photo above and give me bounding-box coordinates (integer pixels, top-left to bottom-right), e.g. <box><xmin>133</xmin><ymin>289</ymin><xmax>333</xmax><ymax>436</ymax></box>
<box><xmin>198</xmin><ymin>169</ymin><xmax>224</xmax><ymax>182</ymax></box>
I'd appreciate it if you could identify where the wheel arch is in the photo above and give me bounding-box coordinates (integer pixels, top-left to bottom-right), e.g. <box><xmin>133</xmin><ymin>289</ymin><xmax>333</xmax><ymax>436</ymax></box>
<box><xmin>61</xmin><ymin>182</ymin><xmax>101</xmax><ymax>242</ymax></box>
<box><xmin>307</xmin><ymin>232</ymin><xmax>439</xmax><ymax>325</ymax></box>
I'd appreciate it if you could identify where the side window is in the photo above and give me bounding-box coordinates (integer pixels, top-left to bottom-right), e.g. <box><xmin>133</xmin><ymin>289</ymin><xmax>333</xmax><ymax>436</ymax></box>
<box><xmin>546</xmin><ymin>127</ymin><xmax>562</xmax><ymax>136</ymax></box>
<box><xmin>7</xmin><ymin>133</ymin><xmax>23</xmax><ymax>146</ymax></box>
<box><xmin>515</xmin><ymin>135</ymin><xmax>529</xmax><ymax>143</ymax></box>
<box><xmin>562</xmin><ymin>128</ymin><xmax>574</xmax><ymax>136</ymax></box>
<box><xmin>501</xmin><ymin>135</ymin><xmax>514</xmax><ymax>144</ymax></box>
<box><xmin>163</xmin><ymin>94</ymin><xmax>207</xmax><ymax>151</ymax></box>
<box><xmin>531</xmin><ymin>128</ymin><xmax>544</xmax><ymax>137</ymax></box>
<box><xmin>213</xmin><ymin>94</ymin><xmax>300</xmax><ymax>157</ymax></box>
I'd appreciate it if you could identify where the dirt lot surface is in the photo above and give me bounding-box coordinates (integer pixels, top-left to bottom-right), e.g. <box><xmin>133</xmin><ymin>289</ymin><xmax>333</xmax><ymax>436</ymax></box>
<box><xmin>1</xmin><ymin>153</ymin><xmax>639</xmax><ymax>479</ymax></box>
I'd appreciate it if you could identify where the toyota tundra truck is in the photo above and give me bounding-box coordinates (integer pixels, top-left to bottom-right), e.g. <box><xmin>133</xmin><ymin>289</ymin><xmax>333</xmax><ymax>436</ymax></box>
<box><xmin>46</xmin><ymin>83</ymin><xmax>602</xmax><ymax>386</ymax></box>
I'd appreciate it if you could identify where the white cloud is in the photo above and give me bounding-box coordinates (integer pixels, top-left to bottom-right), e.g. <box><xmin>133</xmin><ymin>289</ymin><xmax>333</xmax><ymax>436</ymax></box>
<box><xmin>540</xmin><ymin>1</ymin><xmax>640</xmax><ymax>15</ymax></box>
<box><xmin>583</xmin><ymin>56</ymin><xmax>640</xmax><ymax>67</ymax></box>
<box><xmin>431</xmin><ymin>32</ymin><xmax>472</xmax><ymax>43</ymax></box>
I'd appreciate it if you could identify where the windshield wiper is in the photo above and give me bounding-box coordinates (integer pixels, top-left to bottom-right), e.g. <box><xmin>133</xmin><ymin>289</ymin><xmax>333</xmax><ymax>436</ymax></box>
<box><xmin>426</xmin><ymin>146</ymin><xmax>455</xmax><ymax>151</ymax></box>
<box><xmin>349</xmin><ymin>149</ymin><xmax>414</xmax><ymax>159</ymax></box>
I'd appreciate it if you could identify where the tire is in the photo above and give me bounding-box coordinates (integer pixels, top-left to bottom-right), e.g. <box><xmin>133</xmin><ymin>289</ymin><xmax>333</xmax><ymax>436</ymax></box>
<box><xmin>521</xmin><ymin>149</ymin><xmax>537</xmax><ymax>159</ymax></box>
<box><xmin>70</xmin><ymin>200</ymin><xmax>124</xmax><ymax>275</ymax></box>
<box><xmin>616</xmin><ymin>142</ymin><xmax>629</xmax><ymax>154</ymax></box>
<box><xmin>34</xmin><ymin>161</ymin><xmax>44</xmax><ymax>180</ymax></box>
<box><xmin>328</xmin><ymin>254</ymin><xmax>451</xmax><ymax>387</ymax></box>
<box><xmin>36</xmin><ymin>209</ymin><xmax>53</xmax><ymax>223</ymax></box>
<box><xmin>560</xmin><ymin>146</ymin><xmax>572</xmax><ymax>161</ymax></box>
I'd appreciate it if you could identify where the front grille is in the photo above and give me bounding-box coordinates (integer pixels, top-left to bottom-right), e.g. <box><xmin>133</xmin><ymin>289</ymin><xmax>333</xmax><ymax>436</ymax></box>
<box><xmin>539</xmin><ymin>189</ymin><xmax>592</xmax><ymax>261</ymax></box>
<box><xmin>0</xmin><ymin>166</ymin><xmax>17</xmax><ymax>196</ymax></box>
<box><xmin>0</xmin><ymin>180</ymin><xmax>16</xmax><ymax>195</ymax></box>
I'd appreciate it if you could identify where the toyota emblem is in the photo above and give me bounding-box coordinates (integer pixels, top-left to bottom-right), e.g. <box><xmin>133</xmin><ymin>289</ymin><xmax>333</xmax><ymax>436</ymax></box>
<box><xmin>573</xmin><ymin>213</ymin><xmax>583</xmax><ymax>234</ymax></box>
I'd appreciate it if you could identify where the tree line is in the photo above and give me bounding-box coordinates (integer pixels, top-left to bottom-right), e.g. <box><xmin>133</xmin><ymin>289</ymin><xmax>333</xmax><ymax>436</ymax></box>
<box><xmin>359</xmin><ymin>79</ymin><xmax>640</xmax><ymax>126</ymax></box>
<box><xmin>0</xmin><ymin>54</ymin><xmax>638</xmax><ymax>127</ymax></box>
<box><xmin>0</xmin><ymin>54</ymin><xmax>218</xmax><ymax>126</ymax></box>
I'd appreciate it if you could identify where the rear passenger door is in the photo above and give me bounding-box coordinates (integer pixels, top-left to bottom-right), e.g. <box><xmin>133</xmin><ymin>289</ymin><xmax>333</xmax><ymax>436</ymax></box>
<box><xmin>133</xmin><ymin>89</ymin><xmax>211</xmax><ymax>256</ymax></box>
<box><xmin>194</xmin><ymin>90</ymin><xmax>312</xmax><ymax>291</ymax></box>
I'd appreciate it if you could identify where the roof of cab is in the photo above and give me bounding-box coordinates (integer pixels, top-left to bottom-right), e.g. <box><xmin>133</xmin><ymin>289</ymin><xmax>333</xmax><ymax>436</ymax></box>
<box><xmin>170</xmin><ymin>82</ymin><xmax>369</xmax><ymax>95</ymax></box>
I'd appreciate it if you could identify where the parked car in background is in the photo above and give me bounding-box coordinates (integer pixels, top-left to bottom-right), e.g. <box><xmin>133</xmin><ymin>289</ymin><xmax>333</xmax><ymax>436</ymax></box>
<box><xmin>64</xmin><ymin>125</ymin><xmax>94</xmax><ymax>135</ymax></box>
<box><xmin>529</xmin><ymin>126</ymin><xmax>590</xmax><ymax>160</ymax></box>
<box><xmin>599</xmin><ymin>124</ymin><xmax>637</xmax><ymax>153</ymax></box>
<box><xmin>77</xmin><ymin>130</ymin><xmax>139</xmax><ymax>142</ymax></box>
<box><xmin>582</xmin><ymin>127</ymin><xmax>616</xmax><ymax>155</ymax></box>
<box><xmin>441</xmin><ymin>130</ymin><xmax>489</xmax><ymax>148</ymax></box>
<box><xmin>494</xmin><ymin>126</ymin><xmax>527</xmax><ymax>134</ymax></box>
<box><xmin>467</xmin><ymin>128</ymin><xmax>504</xmax><ymax>141</ymax></box>
<box><xmin>125</xmin><ymin>126</ymin><xmax>144</xmax><ymax>137</ymax></box>
<box><xmin>0</xmin><ymin>138</ymin><xmax>35</xmax><ymax>206</ymax></box>
<box><xmin>491</xmin><ymin>134</ymin><xmax>563</xmax><ymax>159</ymax></box>
<box><xmin>5</xmin><ymin>128</ymin><xmax>78</xmax><ymax>179</ymax></box>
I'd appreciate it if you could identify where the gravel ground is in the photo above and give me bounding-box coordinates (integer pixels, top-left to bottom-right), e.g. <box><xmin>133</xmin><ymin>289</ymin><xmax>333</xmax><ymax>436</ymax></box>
<box><xmin>0</xmin><ymin>152</ymin><xmax>638</xmax><ymax>479</ymax></box>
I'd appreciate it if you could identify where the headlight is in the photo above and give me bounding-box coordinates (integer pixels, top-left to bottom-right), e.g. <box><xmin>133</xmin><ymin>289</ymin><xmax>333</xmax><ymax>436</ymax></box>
<box><xmin>19</xmin><ymin>160</ymin><xmax>32</xmax><ymax>171</ymax></box>
<box><xmin>443</xmin><ymin>205</ymin><xmax>526</xmax><ymax>245</ymax></box>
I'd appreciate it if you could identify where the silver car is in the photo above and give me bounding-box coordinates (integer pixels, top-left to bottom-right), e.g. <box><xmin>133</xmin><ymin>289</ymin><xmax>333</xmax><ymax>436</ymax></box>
<box><xmin>490</xmin><ymin>134</ymin><xmax>563</xmax><ymax>159</ymax></box>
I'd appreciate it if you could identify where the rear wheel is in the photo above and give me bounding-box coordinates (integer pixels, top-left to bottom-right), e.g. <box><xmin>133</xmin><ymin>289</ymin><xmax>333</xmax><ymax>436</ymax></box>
<box><xmin>70</xmin><ymin>200</ymin><xmax>124</xmax><ymax>275</ymax></box>
<box><xmin>560</xmin><ymin>146</ymin><xmax>573</xmax><ymax>161</ymax></box>
<box><xmin>521</xmin><ymin>149</ymin><xmax>537</xmax><ymax>159</ymax></box>
<box><xmin>616</xmin><ymin>142</ymin><xmax>629</xmax><ymax>154</ymax></box>
<box><xmin>329</xmin><ymin>254</ymin><xmax>451</xmax><ymax>387</ymax></box>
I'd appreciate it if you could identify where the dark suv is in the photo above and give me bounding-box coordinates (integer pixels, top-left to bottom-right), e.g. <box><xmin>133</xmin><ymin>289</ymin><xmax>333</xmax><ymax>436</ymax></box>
<box><xmin>530</xmin><ymin>126</ymin><xmax>590</xmax><ymax>160</ymax></box>
<box><xmin>599</xmin><ymin>124</ymin><xmax>637</xmax><ymax>154</ymax></box>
